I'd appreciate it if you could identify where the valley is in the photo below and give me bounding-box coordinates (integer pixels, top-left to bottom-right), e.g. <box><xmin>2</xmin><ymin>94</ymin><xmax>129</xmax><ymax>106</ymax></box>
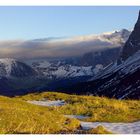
<box><xmin>0</xmin><ymin>7</ymin><xmax>140</xmax><ymax>135</ymax></box>
<box><xmin>0</xmin><ymin>29</ymin><xmax>131</xmax><ymax>96</ymax></box>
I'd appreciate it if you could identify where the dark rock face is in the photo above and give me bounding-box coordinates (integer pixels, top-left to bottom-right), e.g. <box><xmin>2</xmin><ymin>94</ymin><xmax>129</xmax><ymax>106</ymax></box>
<box><xmin>0</xmin><ymin>59</ymin><xmax>37</xmax><ymax>78</ymax></box>
<box><xmin>59</xmin><ymin>68</ymin><xmax>140</xmax><ymax>99</ymax></box>
<box><xmin>10</xmin><ymin>61</ymin><xmax>37</xmax><ymax>77</ymax></box>
<box><xmin>120</xmin><ymin>11</ymin><xmax>140</xmax><ymax>61</ymax></box>
<box><xmin>58</xmin><ymin>11</ymin><xmax>140</xmax><ymax>99</ymax></box>
<box><xmin>0</xmin><ymin>59</ymin><xmax>38</xmax><ymax>96</ymax></box>
<box><xmin>79</xmin><ymin>47</ymin><xmax>120</xmax><ymax>66</ymax></box>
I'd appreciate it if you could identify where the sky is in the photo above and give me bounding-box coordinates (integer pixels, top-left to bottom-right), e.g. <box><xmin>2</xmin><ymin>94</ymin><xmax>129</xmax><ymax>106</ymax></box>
<box><xmin>0</xmin><ymin>6</ymin><xmax>139</xmax><ymax>40</ymax></box>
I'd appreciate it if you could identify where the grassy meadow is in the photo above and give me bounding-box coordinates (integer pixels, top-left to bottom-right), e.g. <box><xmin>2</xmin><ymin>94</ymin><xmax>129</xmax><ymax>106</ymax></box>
<box><xmin>1</xmin><ymin>92</ymin><xmax>140</xmax><ymax>134</ymax></box>
<box><xmin>18</xmin><ymin>92</ymin><xmax>140</xmax><ymax>123</ymax></box>
<box><xmin>0</xmin><ymin>95</ymin><xmax>80</xmax><ymax>134</ymax></box>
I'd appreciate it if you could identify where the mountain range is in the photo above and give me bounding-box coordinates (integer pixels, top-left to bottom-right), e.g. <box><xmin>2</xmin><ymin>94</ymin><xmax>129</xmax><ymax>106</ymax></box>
<box><xmin>0</xmin><ymin>29</ymin><xmax>131</xmax><ymax>96</ymax></box>
<box><xmin>0</xmin><ymin>13</ymin><xmax>140</xmax><ymax>99</ymax></box>
<box><xmin>59</xmin><ymin>11</ymin><xmax>140</xmax><ymax>99</ymax></box>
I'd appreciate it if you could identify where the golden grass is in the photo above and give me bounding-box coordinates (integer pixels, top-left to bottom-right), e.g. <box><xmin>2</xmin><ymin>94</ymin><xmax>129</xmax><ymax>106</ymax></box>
<box><xmin>0</xmin><ymin>96</ymin><xmax>80</xmax><ymax>134</ymax></box>
<box><xmin>1</xmin><ymin>91</ymin><xmax>140</xmax><ymax>134</ymax></box>
<box><xmin>60</xmin><ymin>125</ymin><xmax>112</xmax><ymax>134</ymax></box>
<box><xmin>17</xmin><ymin>92</ymin><xmax>140</xmax><ymax>123</ymax></box>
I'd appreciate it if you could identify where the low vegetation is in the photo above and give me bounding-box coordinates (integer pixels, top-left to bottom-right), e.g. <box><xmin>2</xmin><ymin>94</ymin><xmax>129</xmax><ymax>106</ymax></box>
<box><xmin>1</xmin><ymin>91</ymin><xmax>140</xmax><ymax>134</ymax></box>
<box><xmin>0</xmin><ymin>96</ymin><xmax>80</xmax><ymax>134</ymax></box>
<box><xmin>61</xmin><ymin>125</ymin><xmax>112</xmax><ymax>134</ymax></box>
<box><xmin>18</xmin><ymin>92</ymin><xmax>140</xmax><ymax>123</ymax></box>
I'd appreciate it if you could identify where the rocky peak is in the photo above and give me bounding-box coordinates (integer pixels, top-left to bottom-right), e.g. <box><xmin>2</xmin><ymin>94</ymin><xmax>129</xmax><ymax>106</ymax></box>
<box><xmin>119</xmin><ymin>11</ymin><xmax>140</xmax><ymax>62</ymax></box>
<box><xmin>0</xmin><ymin>58</ymin><xmax>37</xmax><ymax>77</ymax></box>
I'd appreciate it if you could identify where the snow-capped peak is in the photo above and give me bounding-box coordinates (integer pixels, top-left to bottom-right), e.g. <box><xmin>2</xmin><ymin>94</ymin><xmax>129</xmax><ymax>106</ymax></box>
<box><xmin>0</xmin><ymin>58</ymin><xmax>36</xmax><ymax>77</ymax></box>
<box><xmin>29</xmin><ymin>59</ymin><xmax>104</xmax><ymax>79</ymax></box>
<box><xmin>99</xmin><ymin>29</ymin><xmax>130</xmax><ymax>45</ymax></box>
<box><xmin>0</xmin><ymin>58</ymin><xmax>16</xmax><ymax>64</ymax></box>
<box><xmin>0</xmin><ymin>58</ymin><xmax>17</xmax><ymax>76</ymax></box>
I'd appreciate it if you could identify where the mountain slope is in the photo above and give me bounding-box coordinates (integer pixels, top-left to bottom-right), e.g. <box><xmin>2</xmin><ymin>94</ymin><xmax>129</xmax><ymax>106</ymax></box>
<box><xmin>27</xmin><ymin>29</ymin><xmax>130</xmax><ymax>79</ymax></box>
<box><xmin>0</xmin><ymin>59</ymin><xmax>40</xmax><ymax>96</ymax></box>
<box><xmin>58</xmin><ymin>11</ymin><xmax>140</xmax><ymax>99</ymax></box>
<box><xmin>79</xmin><ymin>47</ymin><xmax>120</xmax><ymax>66</ymax></box>
<box><xmin>120</xmin><ymin>11</ymin><xmax>140</xmax><ymax>61</ymax></box>
<box><xmin>30</xmin><ymin>60</ymin><xmax>104</xmax><ymax>79</ymax></box>
<box><xmin>61</xmin><ymin>51</ymin><xmax>140</xmax><ymax>99</ymax></box>
<box><xmin>0</xmin><ymin>29</ymin><xmax>131</xmax><ymax>96</ymax></box>
<box><xmin>0</xmin><ymin>58</ymin><xmax>37</xmax><ymax>78</ymax></box>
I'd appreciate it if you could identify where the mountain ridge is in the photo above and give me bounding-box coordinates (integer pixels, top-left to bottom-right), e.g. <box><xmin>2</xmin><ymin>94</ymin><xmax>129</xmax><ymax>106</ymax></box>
<box><xmin>0</xmin><ymin>29</ymin><xmax>132</xmax><ymax>96</ymax></box>
<box><xmin>0</xmin><ymin>58</ymin><xmax>37</xmax><ymax>78</ymax></box>
<box><xmin>59</xmin><ymin>11</ymin><xmax>140</xmax><ymax>99</ymax></box>
<box><xmin>120</xmin><ymin>11</ymin><xmax>140</xmax><ymax>62</ymax></box>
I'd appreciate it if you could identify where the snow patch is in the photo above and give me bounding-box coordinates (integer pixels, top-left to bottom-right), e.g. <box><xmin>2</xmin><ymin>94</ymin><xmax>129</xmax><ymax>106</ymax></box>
<box><xmin>81</xmin><ymin>121</ymin><xmax>140</xmax><ymax>134</ymax></box>
<box><xmin>27</xmin><ymin>100</ymin><xmax>65</xmax><ymax>107</ymax></box>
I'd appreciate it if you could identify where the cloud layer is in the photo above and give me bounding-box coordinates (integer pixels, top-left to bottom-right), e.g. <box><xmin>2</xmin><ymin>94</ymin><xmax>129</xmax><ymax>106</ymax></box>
<box><xmin>0</xmin><ymin>30</ymin><xmax>129</xmax><ymax>59</ymax></box>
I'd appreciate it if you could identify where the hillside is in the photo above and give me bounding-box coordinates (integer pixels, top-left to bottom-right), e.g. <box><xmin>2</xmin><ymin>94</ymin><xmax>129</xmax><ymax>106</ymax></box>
<box><xmin>0</xmin><ymin>28</ymin><xmax>131</xmax><ymax>96</ymax></box>
<box><xmin>1</xmin><ymin>92</ymin><xmax>140</xmax><ymax>134</ymax></box>
<box><xmin>0</xmin><ymin>58</ymin><xmax>37</xmax><ymax>77</ymax></box>
<box><xmin>0</xmin><ymin>94</ymin><xmax>80</xmax><ymax>134</ymax></box>
<box><xmin>58</xmin><ymin>11</ymin><xmax>140</xmax><ymax>99</ymax></box>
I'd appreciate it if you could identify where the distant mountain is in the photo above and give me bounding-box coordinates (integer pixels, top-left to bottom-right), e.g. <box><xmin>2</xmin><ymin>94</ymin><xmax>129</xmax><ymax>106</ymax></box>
<box><xmin>120</xmin><ymin>12</ymin><xmax>140</xmax><ymax>62</ymax></box>
<box><xmin>79</xmin><ymin>29</ymin><xmax>130</xmax><ymax>66</ymax></box>
<box><xmin>29</xmin><ymin>59</ymin><xmax>104</xmax><ymax>79</ymax></box>
<box><xmin>0</xmin><ymin>58</ymin><xmax>37</xmax><ymax>78</ymax></box>
<box><xmin>0</xmin><ymin>58</ymin><xmax>39</xmax><ymax>96</ymax></box>
<box><xmin>60</xmin><ymin>11</ymin><xmax>140</xmax><ymax>99</ymax></box>
<box><xmin>26</xmin><ymin>29</ymin><xmax>131</xmax><ymax>79</ymax></box>
<box><xmin>0</xmin><ymin>29</ymin><xmax>131</xmax><ymax>96</ymax></box>
<box><xmin>79</xmin><ymin>47</ymin><xmax>120</xmax><ymax>67</ymax></box>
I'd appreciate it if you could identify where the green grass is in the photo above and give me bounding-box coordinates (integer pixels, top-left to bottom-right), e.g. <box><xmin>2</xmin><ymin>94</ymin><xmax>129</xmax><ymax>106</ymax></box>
<box><xmin>17</xmin><ymin>92</ymin><xmax>140</xmax><ymax>123</ymax></box>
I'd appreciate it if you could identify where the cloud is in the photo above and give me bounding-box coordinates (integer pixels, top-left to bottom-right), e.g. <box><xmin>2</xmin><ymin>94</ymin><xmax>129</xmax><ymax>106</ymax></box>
<box><xmin>0</xmin><ymin>32</ymin><xmax>126</xmax><ymax>59</ymax></box>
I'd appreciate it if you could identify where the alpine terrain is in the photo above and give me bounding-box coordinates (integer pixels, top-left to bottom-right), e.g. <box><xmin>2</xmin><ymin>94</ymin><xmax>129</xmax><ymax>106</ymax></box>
<box><xmin>0</xmin><ymin>29</ymin><xmax>130</xmax><ymax>96</ymax></box>
<box><xmin>1</xmin><ymin>7</ymin><xmax>140</xmax><ymax>135</ymax></box>
<box><xmin>61</xmin><ymin>11</ymin><xmax>140</xmax><ymax>99</ymax></box>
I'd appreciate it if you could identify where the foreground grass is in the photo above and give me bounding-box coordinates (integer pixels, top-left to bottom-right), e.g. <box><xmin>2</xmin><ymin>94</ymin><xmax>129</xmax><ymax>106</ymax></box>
<box><xmin>1</xmin><ymin>91</ymin><xmax>140</xmax><ymax>134</ymax></box>
<box><xmin>61</xmin><ymin>125</ymin><xmax>112</xmax><ymax>134</ymax></box>
<box><xmin>17</xmin><ymin>92</ymin><xmax>140</xmax><ymax>123</ymax></box>
<box><xmin>0</xmin><ymin>96</ymin><xmax>80</xmax><ymax>134</ymax></box>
